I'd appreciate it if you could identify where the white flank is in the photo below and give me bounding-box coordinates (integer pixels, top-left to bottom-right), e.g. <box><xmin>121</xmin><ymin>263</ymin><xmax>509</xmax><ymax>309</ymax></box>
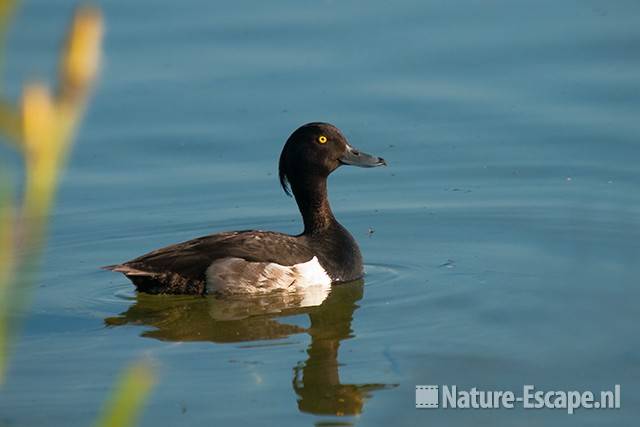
<box><xmin>206</xmin><ymin>256</ymin><xmax>332</xmax><ymax>297</ymax></box>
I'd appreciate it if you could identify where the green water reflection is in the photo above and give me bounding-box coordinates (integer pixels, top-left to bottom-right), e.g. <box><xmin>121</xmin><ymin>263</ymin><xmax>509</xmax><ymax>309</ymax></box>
<box><xmin>105</xmin><ymin>281</ymin><xmax>394</xmax><ymax>418</ymax></box>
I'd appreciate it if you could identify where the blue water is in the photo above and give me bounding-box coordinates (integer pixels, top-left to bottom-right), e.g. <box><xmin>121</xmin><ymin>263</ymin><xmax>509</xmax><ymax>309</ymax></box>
<box><xmin>1</xmin><ymin>0</ymin><xmax>639</xmax><ymax>425</ymax></box>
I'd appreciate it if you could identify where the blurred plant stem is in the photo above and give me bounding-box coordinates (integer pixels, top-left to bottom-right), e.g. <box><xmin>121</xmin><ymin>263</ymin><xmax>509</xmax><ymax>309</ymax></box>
<box><xmin>0</xmin><ymin>177</ymin><xmax>13</xmax><ymax>382</ymax></box>
<box><xmin>0</xmin><ymin>0</ymin><xmax>17</xmax><ymax>86</ymax></box>
<box><xmin>23</xmin><ymin>5</ymin><xmax>102</xmax><ymax>226</ymax></box>
<box><xmin>94</xmin><ymin>361</ymin><xmax>157</xmax><ymax>427</ymax></box>
<box><xmin>0</xmin><ymin>0</ymin><xmax>19</xmax><ymax>142</ymax></box>
<box><xmin>0</xmin><ymin>7</ymin><xmax>156</xmax><ymax>426</ymax></box>
<box><xmin>0</xmin><ymin>3</ymin><xmax>103</xmax><ymax>381</ymax></box>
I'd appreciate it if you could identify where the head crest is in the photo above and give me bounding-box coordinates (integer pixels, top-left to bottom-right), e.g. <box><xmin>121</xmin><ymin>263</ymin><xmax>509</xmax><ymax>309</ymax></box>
<box><xmin>279</xmin><ymin>136</ymin><xmax>293</xmax><ymax>197</ymax></box>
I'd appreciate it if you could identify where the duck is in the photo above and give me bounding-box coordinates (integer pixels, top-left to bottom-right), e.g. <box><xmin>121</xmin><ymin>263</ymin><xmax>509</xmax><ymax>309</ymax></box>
<box><xmin>104</xmin><ymin>122</ymin><xmax>386</xmax><ymax>295</ymax></box>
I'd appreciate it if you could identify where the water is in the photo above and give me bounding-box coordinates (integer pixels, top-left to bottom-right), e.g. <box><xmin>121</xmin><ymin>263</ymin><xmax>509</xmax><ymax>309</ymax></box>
<box><xmin>1</xmin><ymin>0</ymin><xmax>639</xmax><ymax>425</ymax></box>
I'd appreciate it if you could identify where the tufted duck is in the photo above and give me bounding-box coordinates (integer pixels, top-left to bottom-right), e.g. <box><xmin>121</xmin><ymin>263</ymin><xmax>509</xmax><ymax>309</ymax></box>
<box><xmin>104</xmin><ymin>122</ymin><xmax>386</xmax><ymax>295</ymax></box>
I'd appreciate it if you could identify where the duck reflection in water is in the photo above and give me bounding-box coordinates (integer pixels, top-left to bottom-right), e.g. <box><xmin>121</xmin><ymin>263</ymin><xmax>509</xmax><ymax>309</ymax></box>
<box><xmin>105</xmin><ymin>280</ymin><xmax>394</xmax><ymax>417</ymax></box>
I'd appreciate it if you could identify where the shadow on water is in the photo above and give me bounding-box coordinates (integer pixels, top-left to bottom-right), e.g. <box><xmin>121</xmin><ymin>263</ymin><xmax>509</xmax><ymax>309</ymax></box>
<box><xmin>105</xmin><ymin>280</ymin><xmax>395</xmax><ymax>419</ymax></box>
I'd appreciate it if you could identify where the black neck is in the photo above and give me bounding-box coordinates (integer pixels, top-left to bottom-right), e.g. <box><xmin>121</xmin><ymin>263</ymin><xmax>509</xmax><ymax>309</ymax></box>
<box><xmin>291</xmin><ymin>175</ymin><xmax>337</xmax><ymax>234</ymax></box>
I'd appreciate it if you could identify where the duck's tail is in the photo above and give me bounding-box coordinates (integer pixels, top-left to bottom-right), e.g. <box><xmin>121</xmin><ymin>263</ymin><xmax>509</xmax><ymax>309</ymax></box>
<box><xmin>101</xmin><ymin>263</ymin><xmax>153</xmax><ymax>276</ymax></box>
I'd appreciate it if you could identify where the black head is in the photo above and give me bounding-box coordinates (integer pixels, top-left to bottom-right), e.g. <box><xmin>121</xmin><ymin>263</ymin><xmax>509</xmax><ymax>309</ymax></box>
<box><xmin>279</xmin><ymin>122</ymin><xmax>386</xmax><ymax>196</ymax></box>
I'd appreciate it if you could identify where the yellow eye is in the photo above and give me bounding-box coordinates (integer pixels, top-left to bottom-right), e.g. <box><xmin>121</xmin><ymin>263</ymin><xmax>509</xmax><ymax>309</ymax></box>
<box><xmin>318</xmin><ymin>135</ymin><xmax>328</xmax><ymax>144</ymax></box>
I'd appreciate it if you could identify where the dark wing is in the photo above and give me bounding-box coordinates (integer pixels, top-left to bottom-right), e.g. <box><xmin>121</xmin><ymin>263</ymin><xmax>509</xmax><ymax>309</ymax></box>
<box><xmin>104</xmin><ymin>230</ymin><xmax>315</xmax><ymax>295</ymax></box>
